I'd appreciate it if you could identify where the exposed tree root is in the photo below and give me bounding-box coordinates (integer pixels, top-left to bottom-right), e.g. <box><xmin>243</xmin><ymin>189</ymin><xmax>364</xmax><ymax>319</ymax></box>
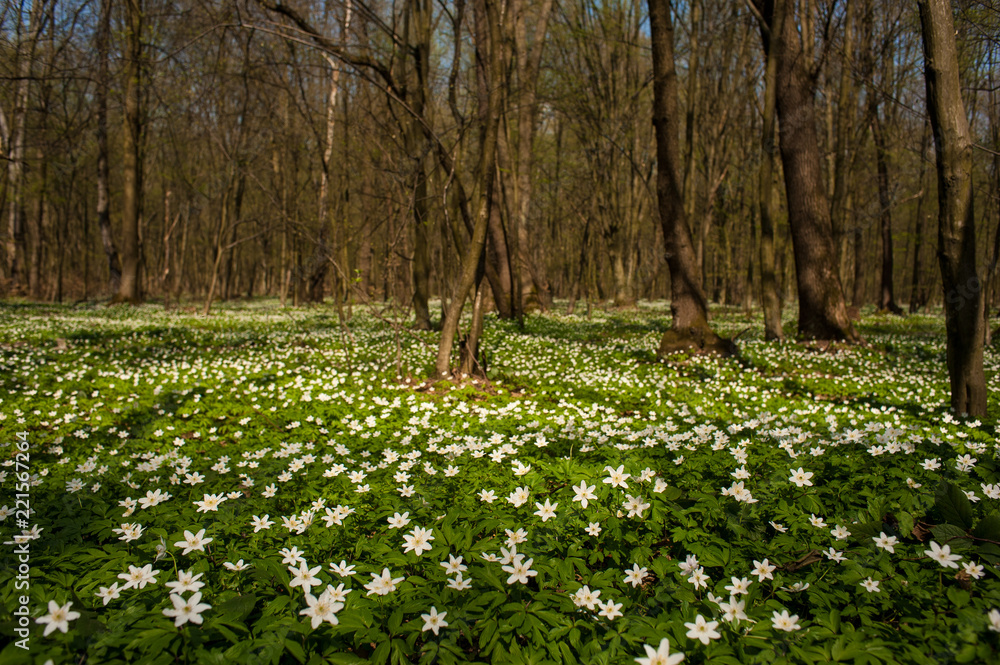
<box><xmin>657</xmin><ymin>326</ymin><xmax>737</xmax><ymax>358</ymax></box>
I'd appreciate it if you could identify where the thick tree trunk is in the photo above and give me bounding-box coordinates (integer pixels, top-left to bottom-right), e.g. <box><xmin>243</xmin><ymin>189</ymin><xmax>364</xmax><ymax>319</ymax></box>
<box><xmin>918</xmin><ymin>0</ymin><xmax>987</xmax><ymax>416</ymax></box>
<box><xmin>758</xmin><ymin>0</ymin><xmax>858</xmax><ymax>341</ymax></box>
<box><xmin>116</xmin><ymin>0</ymin><xmax>143</xmax><ymax>303</ymax></box>
<box><xmin>648</xmin><ymin>0</ymin><xmax>731</xmax><ymax>356</ymax></box>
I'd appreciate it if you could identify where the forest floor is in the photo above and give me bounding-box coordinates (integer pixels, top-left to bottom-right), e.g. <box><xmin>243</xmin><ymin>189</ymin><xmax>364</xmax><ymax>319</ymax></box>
<box><xmin>0</xmin><ymin>300</ymin><xmax>998</xmax><ymax>664</ymax></box>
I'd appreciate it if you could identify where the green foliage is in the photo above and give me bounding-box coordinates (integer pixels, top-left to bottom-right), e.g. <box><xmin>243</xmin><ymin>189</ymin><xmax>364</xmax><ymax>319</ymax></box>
<box><xmin>0</xmin><ymin>301</ymin><xmax>998</xmax><ymax>664</ymax></box>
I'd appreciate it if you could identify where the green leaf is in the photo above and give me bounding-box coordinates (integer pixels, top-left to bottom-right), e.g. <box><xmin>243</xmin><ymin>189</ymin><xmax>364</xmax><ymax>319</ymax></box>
<box><xmin>283</xmin><ymin>639</ymin><xmax>307</xmax><ymax>663</ymax></box>
<box><xmin>219</xmin><ymin>594</ymin><xmax>257</xmax><ymax>624</ymax></box>
<box><xmin>897</xmin><ymin>511</ymin><xmax>915</xmax><ymax>538</ymax></box>
<box><xmin>931</xmin><ymin>524</ymin><xmax>971</xmax><ymax>551</ymax></box>
<box><xmin>946</xmin><ymin>587</ymin><xmax>969</xmax><ymax>608</ymax></box>
<box><xmin>372</xmin><ymin>641</ymin><xmax>391</xmax><ymax>665</ymax></box>
<box><xmin>973</xmin><ymin>513</ymin><xmax>1000</xmax><ymax>542</ymax></box>
<box><xmin>977</xmin><ymin>542</ymin><xmax>1000</xmax><ymax>564</ymax></box>
<box><xmin>936</xmin><ymin>481</ymin><xmax>974</xmax><ymax>529</ymax></box>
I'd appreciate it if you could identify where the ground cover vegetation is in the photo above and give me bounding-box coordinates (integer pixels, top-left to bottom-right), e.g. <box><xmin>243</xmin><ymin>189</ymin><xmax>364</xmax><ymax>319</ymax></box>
<box><xmin>0</xmin><ymin>301</ymin><xmax>998</xmax><ymax>664</ymax></box>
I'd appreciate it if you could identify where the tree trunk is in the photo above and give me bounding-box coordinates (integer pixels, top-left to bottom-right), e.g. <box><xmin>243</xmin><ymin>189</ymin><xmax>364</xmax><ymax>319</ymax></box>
<box><xmin>918</xmin><ymin>0</ymin><xmax>987</xmax><ymax>416</ymax></box>
<box><xmin>684</xmin><ymin>0</ymin><xmax>702</xmax><ymax>266</ymax></box>
<box><xmin>755</xmin><ymin>0</ymin><xmax>784</xmax><ymax>340</ymax></box>
<box><xmin>830</xmin><ymin>0</ymin><xmax>856</xmax><ymax>273</ymax></box>
<box><xmin>29</xmin><ymin>146</ymin><xmax>48</xmax><ymax>300</ymax></box>
<box><xmin>223</xmin><ymin>223</ymin><xmax>239</xmax><ymax>300</ymax></box>
<box><xmin>648</xmin><ymin>0</ymin><xmax>731</xmax><ymax>356</ymax></box>
<box><xmin>509</xmin><ymin>0</ymin><xmax>554</xmax><ymax>313</ymax></box>
<box><xmin>173</xmin><ymin>203</ymin><xmax>190</xmax><ymax>306</ymax></box>
<box><xmin>851</xmin><ymin>199</ymin><xmax>865</xmax><ymax>307</ymax></box>
<box><xmin>458</xmin><ymin>280</ymin><xmax>487</xmax><ymax>377</ymax></box>
<box><xmin>982</xmin><ymin>76</ymin><xmax>999</xmax><ymax>345</ymax></box>
<box><xmin>871</xmin><ymin>112</ymin><xmax>902</xmax><ymax>314</ymax></box>
<box><xmin>745</xmin><ymin>198</ymin><xmax>756</xmax><ymax>314</ymax></box>
<box><xmin>756</xmin><ymin>0</ymin><xmax>857</xmax><ymax>341</ymax></box>
<box><xmin>435</xmin><ymin>0</ymin><xmax>503</xmax><ymax>377</ymax></box>
<box><xmin>479</xmin><ymin>11</ymin><xmax>515</xmax><ymax>321</ymax></box>
<box><xmin>484</xmin><ymin>181</ymin><xmax>515</xmax><ymax>318</ymax></box>
<box><xmin>403</xmin><ymin>0</ymin><xmax>432</xmax><ymax>329</ymax></box>
<box><xmin>96</xmin><ymin>0</ymin><xmax>121</xmax><ymax>297</ymax></box>
<box><xmin>909</xmin><ymin>122</ymin><xmax>930</xmax><ymax>313</ymax></box>
<box><xmin>116</xmin><ymin>0</ymin><xmax>143</xmax><ymax>303</ymax></box>
<box><xmin>4</xmin><ymin>1</ymin><xmax>49</xmax><ymax>294</ymax></box>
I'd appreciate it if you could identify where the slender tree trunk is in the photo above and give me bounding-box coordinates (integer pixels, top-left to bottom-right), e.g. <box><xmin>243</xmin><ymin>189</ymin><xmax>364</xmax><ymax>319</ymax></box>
<box><xmin>29</xmin><ymin>146</ymin><xmax>48</xmax><ymax>299</ymax></box>
<box><xmin>116</xmin><ymin>0</ymin><xmax>143</xmax><ymax>303</ymax></box>
<box><xmin>756</xmin><ymin>0</ymin><xmax>857</xmax><ymax>341</ymax></box>
<box><xmin>161</xmin><ymin>190</ymin><xmax>177</xmax><ymax>308</ymax></box>
<box><xmin>56</xmin><ymin>203</ymin><xmax>67</xmax><ymax>303</ymax></box>
<box><xmin>435</xmin><ymin>0</ymin><xmax>503</xmax><ymax>377</ymax></box>
<box><xmin>684</xmin><ymin>0</ymin><xmax>702</xmax><ymax>268</ymax></box>
<box><xmin>745</xmin><ymin>198</ymin><xmax>757</xmax><ymax>314</ymax></box>
<box><xmin>309</xmin><ymin>50</ymin><xmax>344</xmax><ymax>304</ymax></box>
<box><xmin>223</xmin><ymin>224</ymin><xmax>238</xmax><ymax>300</ymax></box>
<box><xmin>505</xmin><ymin>0</ymin><xmax>554</xmax><ymax>314</ymax></box>
<box><xmin>172</xmin><ymin>203</ymin><xmax>189</xmax><ymax>305</ymax></box>
<box><xmin>851</xmin><ymin>199</ymin><xmax>865</xmax><ymax>307</ymax></box>
<box><xmin>918</xmin><ymin>0</ymin><xmax>987</xmax><ymax>416</ymax></box>
<box><xmin>96</xmin><ymin>0</ymin><xmax>121</xmax><ymax>296</ymax></box>
<box><xmin>484</xmin><ymin>178</ymin><xmax>514</xmax><ymax>318</ymax></box>
<box><xmin>648</xmin><ymin>0</ymin><xmax>730</xmax><ymax>355</ymax></box>
<box><xmin>480</xmin><ymin>15</ymin><xmax>515</xmax><ymax>321</ymax></box>
<box><xmin>5</xmin><ymin>1</ymin><xmax>49</xmax><ymax>294</ymax></box>
<box><xmin>830</xmin><ymin>0</ymin><xmax>855</xmax><ymax>272</ymax></box>
<box><xmin>983</xmin><ymin>79</ymin><xmax>999</xmax><ymax>344</ymax></box>
<box><xmin>871</xmin><ymin>112</ymin><xmax>902</xmax><ymax>314</ymax></box>
<box><xmin>458</xmin><ymin>280</ymin><xmax>487</xmax><ymax>376</ymax></box>
<box><xmin>204</xmin><ymin>188</ymin><xmax>230</xmax><ymax>316</ymax></box>
<box><xmin>909</xmin><ymin>122</ymin><xmax>930</xmax><ymax>313</ymax></box>
<box><xmin>757</xmin><ymin>0</ymin><xmax>784</xmax><ymax>340</ymax></box>
<box><xmin>403</xmin><ymin>0</ymin><xmax>433</xmax><ymax>329</ymax></box>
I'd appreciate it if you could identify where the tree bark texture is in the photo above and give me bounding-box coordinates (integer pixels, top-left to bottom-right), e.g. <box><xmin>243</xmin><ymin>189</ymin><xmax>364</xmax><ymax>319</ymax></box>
<box><xmin>648</xmin><ymin>0</ymin><xmax>731</xmax><ymax>355</ymax></box>
<box><xmin>435</xmin><ymin>0</ymin><xmax>503</xmax><ymax>377</ymax></box>
<box><xmin>918</xmin><ymin>0</ymin><xmax>987</xmax><ymax>416</ymax></box>
<box><xmin>117</xmin><ymin>0</ymin><xmax>143</xmax><ymax>303</ymax></box>
<box><xmin>757</xmin><ymin>0</ymin><xmax>785</xmax><ymax>340</ymax></box>
<box><xmin>871</xmin><ymin>111</ymin><xmax>901</xmax><ymax>314</ymax></box>
<box><xmin>96</xmin><ymin>0</ymin><xmax>121</xmax><ymax>296</ymax></box>
<box><xmin>757</xmin><ymin>0</ymin><xmax>858</xmax><ymax>341</ymax></box>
